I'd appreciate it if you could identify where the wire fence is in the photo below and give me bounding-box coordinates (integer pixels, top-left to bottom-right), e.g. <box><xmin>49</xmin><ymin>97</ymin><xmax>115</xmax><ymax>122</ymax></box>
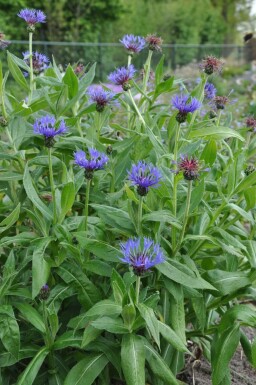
<box><xmin>5</xmin><ymin>41</ymin><xmax>248</xmax><ymax>80</ymax></box>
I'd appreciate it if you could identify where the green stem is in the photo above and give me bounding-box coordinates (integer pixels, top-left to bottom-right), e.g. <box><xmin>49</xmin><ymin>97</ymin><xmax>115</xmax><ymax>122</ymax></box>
<box><xmin>142</xmin><ymin>50</ymin><xmax>153</xmax><ymax>95</ymax></box>
<box><xmin>138</xmin><ymin>196</ymin><xmax>143</xmax><ymax>236</ymax></box>
<box><xmin>172</xmin><ymin>123</ymin><xmax>181</xmax><ymax>251</ymax></box>
<box><xmin>216</xmin><ymin>110</ymin><xmax>222</xmax><ymax>126</ymax></box>
<box><xmin>95</xmin><ymin>111</ymin><xmax>102</xmax><ymax>141</ymax></box>
<box><xmin>186</xmin><ymin>75</ymin><xmax>208</xmax><ymax>137</ymax></box>
<box><xmin>128</xmin><ymin>89</ymin><xmax>146</xmax><ymax>127</ymax></box>
<box><xmin>173</xmin><ymin>180</ymin><xmax>192</xmax><ymax>256</ymax></box>
<box><xmin>84</xmin><ymin>179</ymin><xmax>91</xmax><ymax>234</ymax></box>
<box><xmin>127</xmin><ymin>54</ymin><xmax>132</xmax><ymax>129</ymax></box>
<box><xmin>48</xmin><ymin>148</ymin><xmax>57</xmax><ymax>224</ymax></box>
<box><xmin>135</xmin><ymin>276</ymin><xmax>141</xmax><ymax>305</ymax></box>
<box><xmin>29</xmin><ymin>32</ymin><xmax>34</xmax><ymax>103</ymax></box>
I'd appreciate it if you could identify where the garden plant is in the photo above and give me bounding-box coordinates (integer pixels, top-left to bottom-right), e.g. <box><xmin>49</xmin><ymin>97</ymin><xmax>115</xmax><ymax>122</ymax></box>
<box><xmin>0</xmin><ymin>8</ymin><xmax>256</xmax><ymax>385</ymax></box>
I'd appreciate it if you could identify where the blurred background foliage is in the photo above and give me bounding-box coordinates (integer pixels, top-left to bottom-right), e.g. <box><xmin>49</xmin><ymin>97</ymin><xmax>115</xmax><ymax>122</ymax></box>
<box><xmin>0</xmin><ymin>0</ymin><xmax>254</xmax><ymax>44</ymax></box>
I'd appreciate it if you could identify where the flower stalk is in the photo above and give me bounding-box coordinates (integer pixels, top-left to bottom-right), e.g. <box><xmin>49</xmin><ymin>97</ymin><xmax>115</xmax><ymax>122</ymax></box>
<box><xmin>84</xmin><ymin>179</ymin><xmax>91</xmax><ymax>234</ymax></box>
<box><xmin>48</xmin><ymin>148</ymin><xmax>57</xmax><ymax>224</ymax></box>
<box><xmin>135</xmin><ymin>275</ymin><xmax>141</xmax><ymax>305</ymax></box>
<box><xmin>29</xmin><ymin>32</ymin><xmax>34</xmax><ymax>102</ymax></box>
<box><xmin>173</xmin><ymin>180</ymin><xmax>192</xmax><ymax>256</ymax></box>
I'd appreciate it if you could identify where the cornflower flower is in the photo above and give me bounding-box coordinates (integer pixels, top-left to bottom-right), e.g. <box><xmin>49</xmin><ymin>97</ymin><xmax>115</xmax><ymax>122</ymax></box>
<box><xmin>120</xmin><ymin>34</ymin><xmax>146</xmax><ymax>55</ymax></box>
<box><xmin>87</xmin><ymin>85</ymin><xmax>116</xmax><ymax>112</ymax></box>
<box><xmin>108</xmin><ymin>65</ymin><xmax>136</xmax><ymax>91</ymax></box>
<box><xmin>33</xmin><ymin>115</ymin><xmax>67</xmax><ymax>147</ymax></box>
<box><xmin>120</xmin><ymin>237</ymin><xmax>165</xmax><ymax>275</ymax></box>
<box><xmin>172</xmin><ymin>94</ymin><xmax>201</xmax><ymax>123</ymax></box>
<box><xmin>128</xmin><ymin>161</ymin><xmax>161</xmax><ymax>196</ymax></box>
<box><xmin>74</xmin><ymin>148</ymin><xmax>109</xmax><ymax>179</ymax></box>
<box><xmin>18</xmin><ymin>9</ymin><xmax>46</xmax><ymax>31</ymax></box>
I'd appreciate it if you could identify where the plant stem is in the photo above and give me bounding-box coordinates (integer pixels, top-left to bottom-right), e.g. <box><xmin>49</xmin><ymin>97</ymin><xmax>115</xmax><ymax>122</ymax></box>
<box><xmin>84</xmin><ymin>179</ymin><xmax>91</xmax><ymax>234</ymax></box>
<box><xmin>128</xmin><ymin>89</ymin><xmax>146</xmax><ymax>127</ymax></box>
<box><xmin>173</xmin><ymin>180</ymin><xmax>192</xmax><ymax>256</ymax></box>
<box><xmin>142</xmin><ymin>50</ymin><xmax>153</xmax><ymax>95</ymax></box>
<box><xmin>135</xmin><ymin>275</ymin><xmax>141</xmax><ymax>305</ymax></box>
<box><xmin>95</xmin><ymin>111</ymin><xmax>102</xmax><ymax>140</ymax></box>
<box><xmin>29</xmin><ymin>32</ymin><xmax>34</xmax><ymax>103</ymax></box>
<box><xmin>186</xmin><ymin>75</ymin><xmax>208</xmax><ymax>137</ymax></box>
<box><xmin>172</xmin><ymin>123</ymin><xmax>181</xmax><ymax>251</ymax></box>
<box><xmin>48</xmin><ymin>148</ymin><xmax>57</xmax><ymax>224</ymax></box>
<box><xmin>138</xmin><ymin>196</ymin><xmax>143</xmax><ymax>236</ymax></box>
<box><xmin>127</xmin><ymin>54</ymin><xmax>132</xmax><ymax>129</ymax></box>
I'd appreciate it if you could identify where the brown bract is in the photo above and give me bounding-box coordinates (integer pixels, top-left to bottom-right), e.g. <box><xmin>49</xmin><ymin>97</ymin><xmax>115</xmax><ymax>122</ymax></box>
<box><xmin>145</xmin><ymin>34</ymin><xmax>163</xmax><ymax>51</ymax></box>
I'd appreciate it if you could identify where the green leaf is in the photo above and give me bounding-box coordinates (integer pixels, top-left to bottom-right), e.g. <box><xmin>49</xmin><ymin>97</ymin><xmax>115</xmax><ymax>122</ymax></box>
<box><xmin>23</xmin><ymin>164</ymin><xmax>53</xmax><ymax>221</ymax></box>
<box><xmin>0</xmin><ymin>203</ymin><xmax>20</xmax><ymax>234</ymax></box>
<box><xmin>122</xmin><ymin>303</ymin><xmax>136</xmax><ymax>330</ymax></box>
<box><xmin>201</xmin><ymin>139</ymin><xmax>217</xmax><ymax>165</ymax></box>
<box><xmin>14</xmin><ymin>303</ymin><xmax>45</xmax><ymax>333</ymax></box>
<box><xmin>90</xmin><ymin>204</ymin><xmax>135</xmax><ymax>232</ymax></box>
<box><xmin>212</xmin><ymin>324</ymin><xmax>240</xmax><ymax>385</ymax></box>
<box><xmin>86</xmin><ymin>300</ymin><xmax>122</xmax><ymax>318</ymax></box>
<box><xmin>85</xmin><ymin>260</ymin><xmax>113</xmax><ymax>276</ymax></box>
<box><xmin>91</xmin><ymin>317</ymin><xmax>129</xmax><ymax>334</ymax></box>
<box><xmin>144</xmin><ymin>340</ymin><xmax>179</xmax><ymax>385</ymax></box>
<box><xmin>206</xmin><ymin>270</ymin><xmax>251</xmax><ymax>295</ymax></box>
<box><xmin>53</xmin><ymin>331</ymin><xmax>82</xmax><ymax>350</ymax></box>
<box><xmin>57</xmin><ymin>263</ymin><xmax>101</xmax><ymax>309</ymax></box>
<box><xmin>244</xmin><ymin>240</ymin><xmax>256</xmax><ymax>268</ymax></box>
<box><xmin>137</xmin><ymin>303</ymin><xmax>160</xmax><ymax>348</ymax></box>
<box><xmin>219</xmin><ymin>305</ymin><xmax>256</xmax><ymax>332</ymax></box>
<box><xmin>121</xmin><ymin>334</ymin><xmax>145</xmax><ymax>385</ymax></box>
<box><xmin>59</xmin><ymin>182</ymin><xmax>75</xmax><ymax>224</ymax></box>
<box><xmin>63</xmin><ymin>65</ymin><xmax>79</xmax><ymax>99</ymax></box>
<box><xmin>32</xmin><ymin>238</ymin><xmax>51</xmax><ymax>299</ymax></box>
<box><xmin>158</xmin><ymin>321</ymin><xmax>188</xmax><ymax>352</ymax></box>
<box><xmin>81</xmin><ymin>324</ymin><xmax>102</xmax><ymax>348</ymax></box>
<box><xmin>0</xmin><ymin>305</ymin><xmax>20</xmax><ymax>359</ymax></box>
<box><xmin>252</xmin><ymin>336</ymin><xmax>256</xmax><ymax>368</ymax></box>
<box><xmin>155</xmin><ymin>55</ymin><xmax>165</xmax><ymax>86</ymax></box>
<box><xmin>7</xmin><ymin>51</ymin><xmax>29</xmax><ymax>91</ymax></box>
<box><xmin>189</xmin><ymin>126</ymin><xmax>244</xmax><ymax>141</ymax></box>
<box><xmin>75</xmin><ymin>236</ymin><xmax>121</xmax><ymax>262</ymax></box>
<box><xmin>17</xmin><ymin>347</ymin><xmax>49</xmax><ymax>385</ymax></box>
<box><xmin>157</xmin><ymin>261</ymin><xmax>216</xmax><ymax>291</ymax></box>
<box><xmin>233</xmin><ymin>170</ymin><xmax>256</xmax><ymax>195</ymax></box>
<box><xmin>142</xmin><ymin>210</ymin><xmax>181</xmax><ymax>229</ymax></box>
<box><xmin>64</xmin><ymin>353</ymin><xmax>108</xmax><ymax>385</ymax></box>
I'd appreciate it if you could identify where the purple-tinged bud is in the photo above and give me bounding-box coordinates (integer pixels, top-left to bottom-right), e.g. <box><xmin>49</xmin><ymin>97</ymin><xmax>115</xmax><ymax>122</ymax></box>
<box><xmin>245</xmin><ymin>117</ymin><xmax>256</xmax><ymax>131</ymax></box>
<box><xmin>145</xmin><ymin>34</ymin><xmax>163</xmax><ymax>52</ymax></box>
<box><xmin>245</xmin><ymin>165</ymin><xmax>255</xmax><ymax>176</ymax></box>
<box><xmin>0</xmin><ymin>116</ymin><xmax>8</xmax><ymax>127</ymax></box>
<box><xmin>213</xmin><ymin>96</ymin><xmax>229</xmax><ymax>110</ymax></box>
<box><xmin>39</xmin><ymin>284</ymin><xmax>50</xmax><ymax>300</ymax></box>
<box><xmin>199</xmin><ymin>56</ymin><xmax>224</xmax><ymax>75</ymax></box>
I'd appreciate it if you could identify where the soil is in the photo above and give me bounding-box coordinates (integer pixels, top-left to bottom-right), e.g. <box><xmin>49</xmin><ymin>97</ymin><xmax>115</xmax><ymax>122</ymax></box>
<box><xmin>177</xmin><ymin>327</ymin><xmax>256</xmax><ymax>385</ymax></box>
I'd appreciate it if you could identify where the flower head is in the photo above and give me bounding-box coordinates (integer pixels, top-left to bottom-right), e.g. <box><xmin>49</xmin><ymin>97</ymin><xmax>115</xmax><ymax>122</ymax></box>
<box><xmin>34</xmin><ymin>115</ymin><xmax>67</xmax><ymax>147</ymax></box>
<box><xmin>213</xmin><ymin>95</ymin><xmax>229</xmax><ymax>110</ymax></box>
<box><xmin>18</xmin><ymin>9</ymin><xmax>46</xmax><ymax>31</ymax></box>
<box><xmin>120</xmin><ymin>237</ymin><xmax>165</xmax><ymax>275</ymax></box>
<box><xmin>23</xmin><ymin>51</ymin><xmax>49</xmax><ymax>76</ymax></box>
<box><xmin>39</xmin><ymin>284</ymin><xmax>50</xmax><ymax>300</ymax></box>
<box><xmin>204</xmin><ymin>82</ymin><xmax>216</xmax><ymax>99</ymax></box>
<box><xmin>246</xmin><ymin>116</ymin><xmax>256</xmax><ymax>131</ymax></box>
<box><xmin>87</xmin><ymin>85</ymin><xmax>116</xmax><ymax>112</ymax></box>
<box><xmin>74</xmin><ymin>148</ymin><xmax>109</xmax><ymax>179</ymax></box>
<box><xmin>245</xmin><ymin>165</ymin><xmax>255</xmax><ymax>176</ymax></box>
<box><xmin>145</xmin><ymin>34</ymin><xmax>163</xmax><ymax>52</ymax></box>
<box><xmin>172</xmin><ymin>94</ymin><xmax>201</xmax><ymax>123</ymax></box>
<box><xmin>120</xmin><ymin>34</ymin><xmax>146</xmax><ymax>54</ymax></box>
<box><xmin>176</xmin><ymin>155</ymin><xmax>209</xmax><ymax>181</ymax></box>
<box><xmin>199</xmin><ymin>56</ymin><xmax>224</xmax><ymax>75</ymax></box>
<box><xmin>0</xmin><ymin>33</ymin><xmax>10</xmax><ymax>50</ymax></box>
<box><xmin>108</xmin><ymin>65</ymin><xmax>136</xmax><ymax>91</ymax></box>
<box><xmin>128</xmin><ymin>161</ymin><xmax>161</xmax><ymax>196</ymax></box>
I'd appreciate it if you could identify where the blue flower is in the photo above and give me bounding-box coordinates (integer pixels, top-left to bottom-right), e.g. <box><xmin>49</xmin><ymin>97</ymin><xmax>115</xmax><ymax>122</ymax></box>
<box><xmin>128</xmin><ymin>161</ymin><xmax>161</xmax><ymax>196</ymax></box>
<box><xmin>74</xmin><ymin>148</ymin><xmax>109</xmax><ymax>179</ymax></box>
<box><xmin>172</xmin><ymin>94</ymin><xmax>201</xmax><ymax>123</ymax></box>
<box><xmin>23</xmin><ymin>51</ymin><xmax>49</xmax><ymax>76</ymax></box>
<box><xmin>120</xmin><ymin>34</ymin><xmax>146</xmax><ymax>54</ymax></box>
<box><xmin>120</xmin><ymin>237</ymin><xmax>165</xmax><ymax>275</ymax></box>
<box><xmin>204</xmin><ymin>82</ymin><xmax>216</xmax><ymax>99</ymax></box>
<box><xmin>34</xmin><ymin>115</ymin><xmax>67</xmax><ymax>147</ymax></box>
<box><xmin>108</xmin><ymin>65</ymin><xmax>136</xmax><ymax>91</ymax></box>
<box><xmin>87</xmin><ymin>85</ymin><xmax>116</xmax><ymax>112</ymax></box>
<box><xmin>18</xmin><ymin>9</ymin><xmax>46</xmax><ymax>29</ymax></box>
